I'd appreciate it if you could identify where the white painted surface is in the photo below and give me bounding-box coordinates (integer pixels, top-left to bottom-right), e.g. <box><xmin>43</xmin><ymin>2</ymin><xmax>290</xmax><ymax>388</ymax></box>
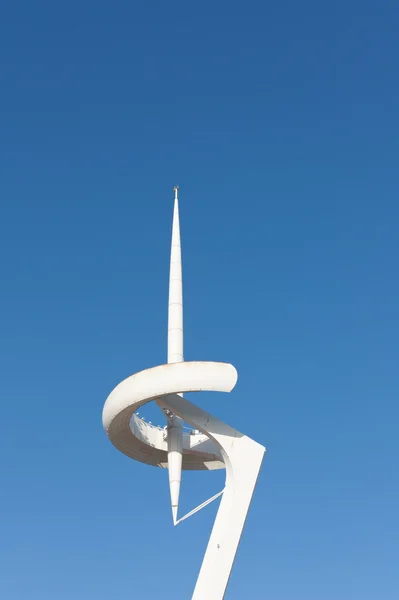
<box><xmin>103</xmin><ymin>359</ymin><xmax>265</xmax><ymax>598</ymax></box>
<box><xmin>102</xmin><ymin>188</ymin><xmax>265</xmax><ymax>599</ymax></box>
<box><xmin>103</xmin><ymin>361</ymin><xmax>238</xmax><ymax>431</ymax></box>
<box><xmin>164</xmin><ymin>393</ymin><xmax>265</xmax><ymax>600</ymax></box>
<box><xmin>166</xmin><ymin>185</ymin><xmax>184</xmax><ymax>522</ymax></box>
<box><xmin>102</xmin><ymin>361</ymin><xmax>237</xmax><ymax>471</ymax></box>
<box><xmin>168</xmin><ymin>185</ymin><xmax>184</xmax><ymax>364</ymax></box>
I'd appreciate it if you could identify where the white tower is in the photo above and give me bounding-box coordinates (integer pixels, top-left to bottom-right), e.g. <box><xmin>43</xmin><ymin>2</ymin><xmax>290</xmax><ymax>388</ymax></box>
<box><xmin>102</xmin><ymin>187</ymin><xmax>266</xmax><ymax>599</ymax></box>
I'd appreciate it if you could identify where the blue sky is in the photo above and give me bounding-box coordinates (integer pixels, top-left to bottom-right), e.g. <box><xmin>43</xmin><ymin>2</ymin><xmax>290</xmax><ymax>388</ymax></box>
<box><xmin>1</xmin><ymin>1</ymin><xmax>398</xmax><ymax>598</ymax></box>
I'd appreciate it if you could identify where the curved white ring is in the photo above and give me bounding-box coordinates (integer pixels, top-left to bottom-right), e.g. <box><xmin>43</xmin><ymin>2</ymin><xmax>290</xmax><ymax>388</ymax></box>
<box><xmin>103</xmin><ymin>359</ymin><xmax>265</xmax><ymax>600</ymax></box>
<box><xmin>103</xmin><ymin>361</ymin><xmax>237</xmax><ymax>470</ymax></box>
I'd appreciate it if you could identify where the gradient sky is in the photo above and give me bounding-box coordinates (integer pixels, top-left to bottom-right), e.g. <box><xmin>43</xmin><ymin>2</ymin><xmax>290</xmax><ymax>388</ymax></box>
<box><xmin>1</xmin><ymin>1</ymin><xmax>398</xmax><ymax>599</ymax></box>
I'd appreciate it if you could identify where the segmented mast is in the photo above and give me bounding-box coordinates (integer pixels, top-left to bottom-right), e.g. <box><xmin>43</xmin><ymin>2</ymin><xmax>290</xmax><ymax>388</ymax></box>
<box><xmin>166</xmin><ymin>185</ymin><xmax>184</xmax><ymax>524</ymax></box>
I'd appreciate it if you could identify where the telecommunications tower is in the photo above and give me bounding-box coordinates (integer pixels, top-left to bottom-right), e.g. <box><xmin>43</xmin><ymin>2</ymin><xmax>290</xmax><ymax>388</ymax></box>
<box><xmin>102</xmin><ymin>187</ymin><xmax>265</xmax><ymax>599</ymax></box>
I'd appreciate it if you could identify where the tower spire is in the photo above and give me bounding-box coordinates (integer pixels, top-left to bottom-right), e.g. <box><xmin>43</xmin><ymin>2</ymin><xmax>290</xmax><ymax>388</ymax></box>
<box><xmin>168</xmin><ymin>186</ymin><xmax>183</xmax><ymax>363</ymax></box>
<box><xmin>167</xmin><ymin>186</ymin><xmax>184</xmax><ymax>524</ymax></box>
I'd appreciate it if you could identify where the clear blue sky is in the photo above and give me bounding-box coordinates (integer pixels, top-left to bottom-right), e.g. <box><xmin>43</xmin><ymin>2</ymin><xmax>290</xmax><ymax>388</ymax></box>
<box><xmin>1</xmin><ymin>1</ymin><xmax>398</xmax><ymax>598</ymax></box>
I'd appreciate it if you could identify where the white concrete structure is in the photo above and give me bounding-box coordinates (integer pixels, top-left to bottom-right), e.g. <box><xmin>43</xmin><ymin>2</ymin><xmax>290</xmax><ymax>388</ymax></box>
<box><xmin>102</xmin><ymin>187</ymin><xmax>266</xmax><ymax>599</ymax></box>
<box><xmin>163</xmin><ymin>185</ymin><xmax>184</xmax><ymax>525</ymax></box>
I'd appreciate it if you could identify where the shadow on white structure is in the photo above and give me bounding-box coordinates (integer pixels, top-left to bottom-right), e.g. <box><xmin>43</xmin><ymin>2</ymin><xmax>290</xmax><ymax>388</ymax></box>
<box><xmin>102</xmin><ymin>188</ymin><xmax>265</xmax><ymax>599</ymax></box>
